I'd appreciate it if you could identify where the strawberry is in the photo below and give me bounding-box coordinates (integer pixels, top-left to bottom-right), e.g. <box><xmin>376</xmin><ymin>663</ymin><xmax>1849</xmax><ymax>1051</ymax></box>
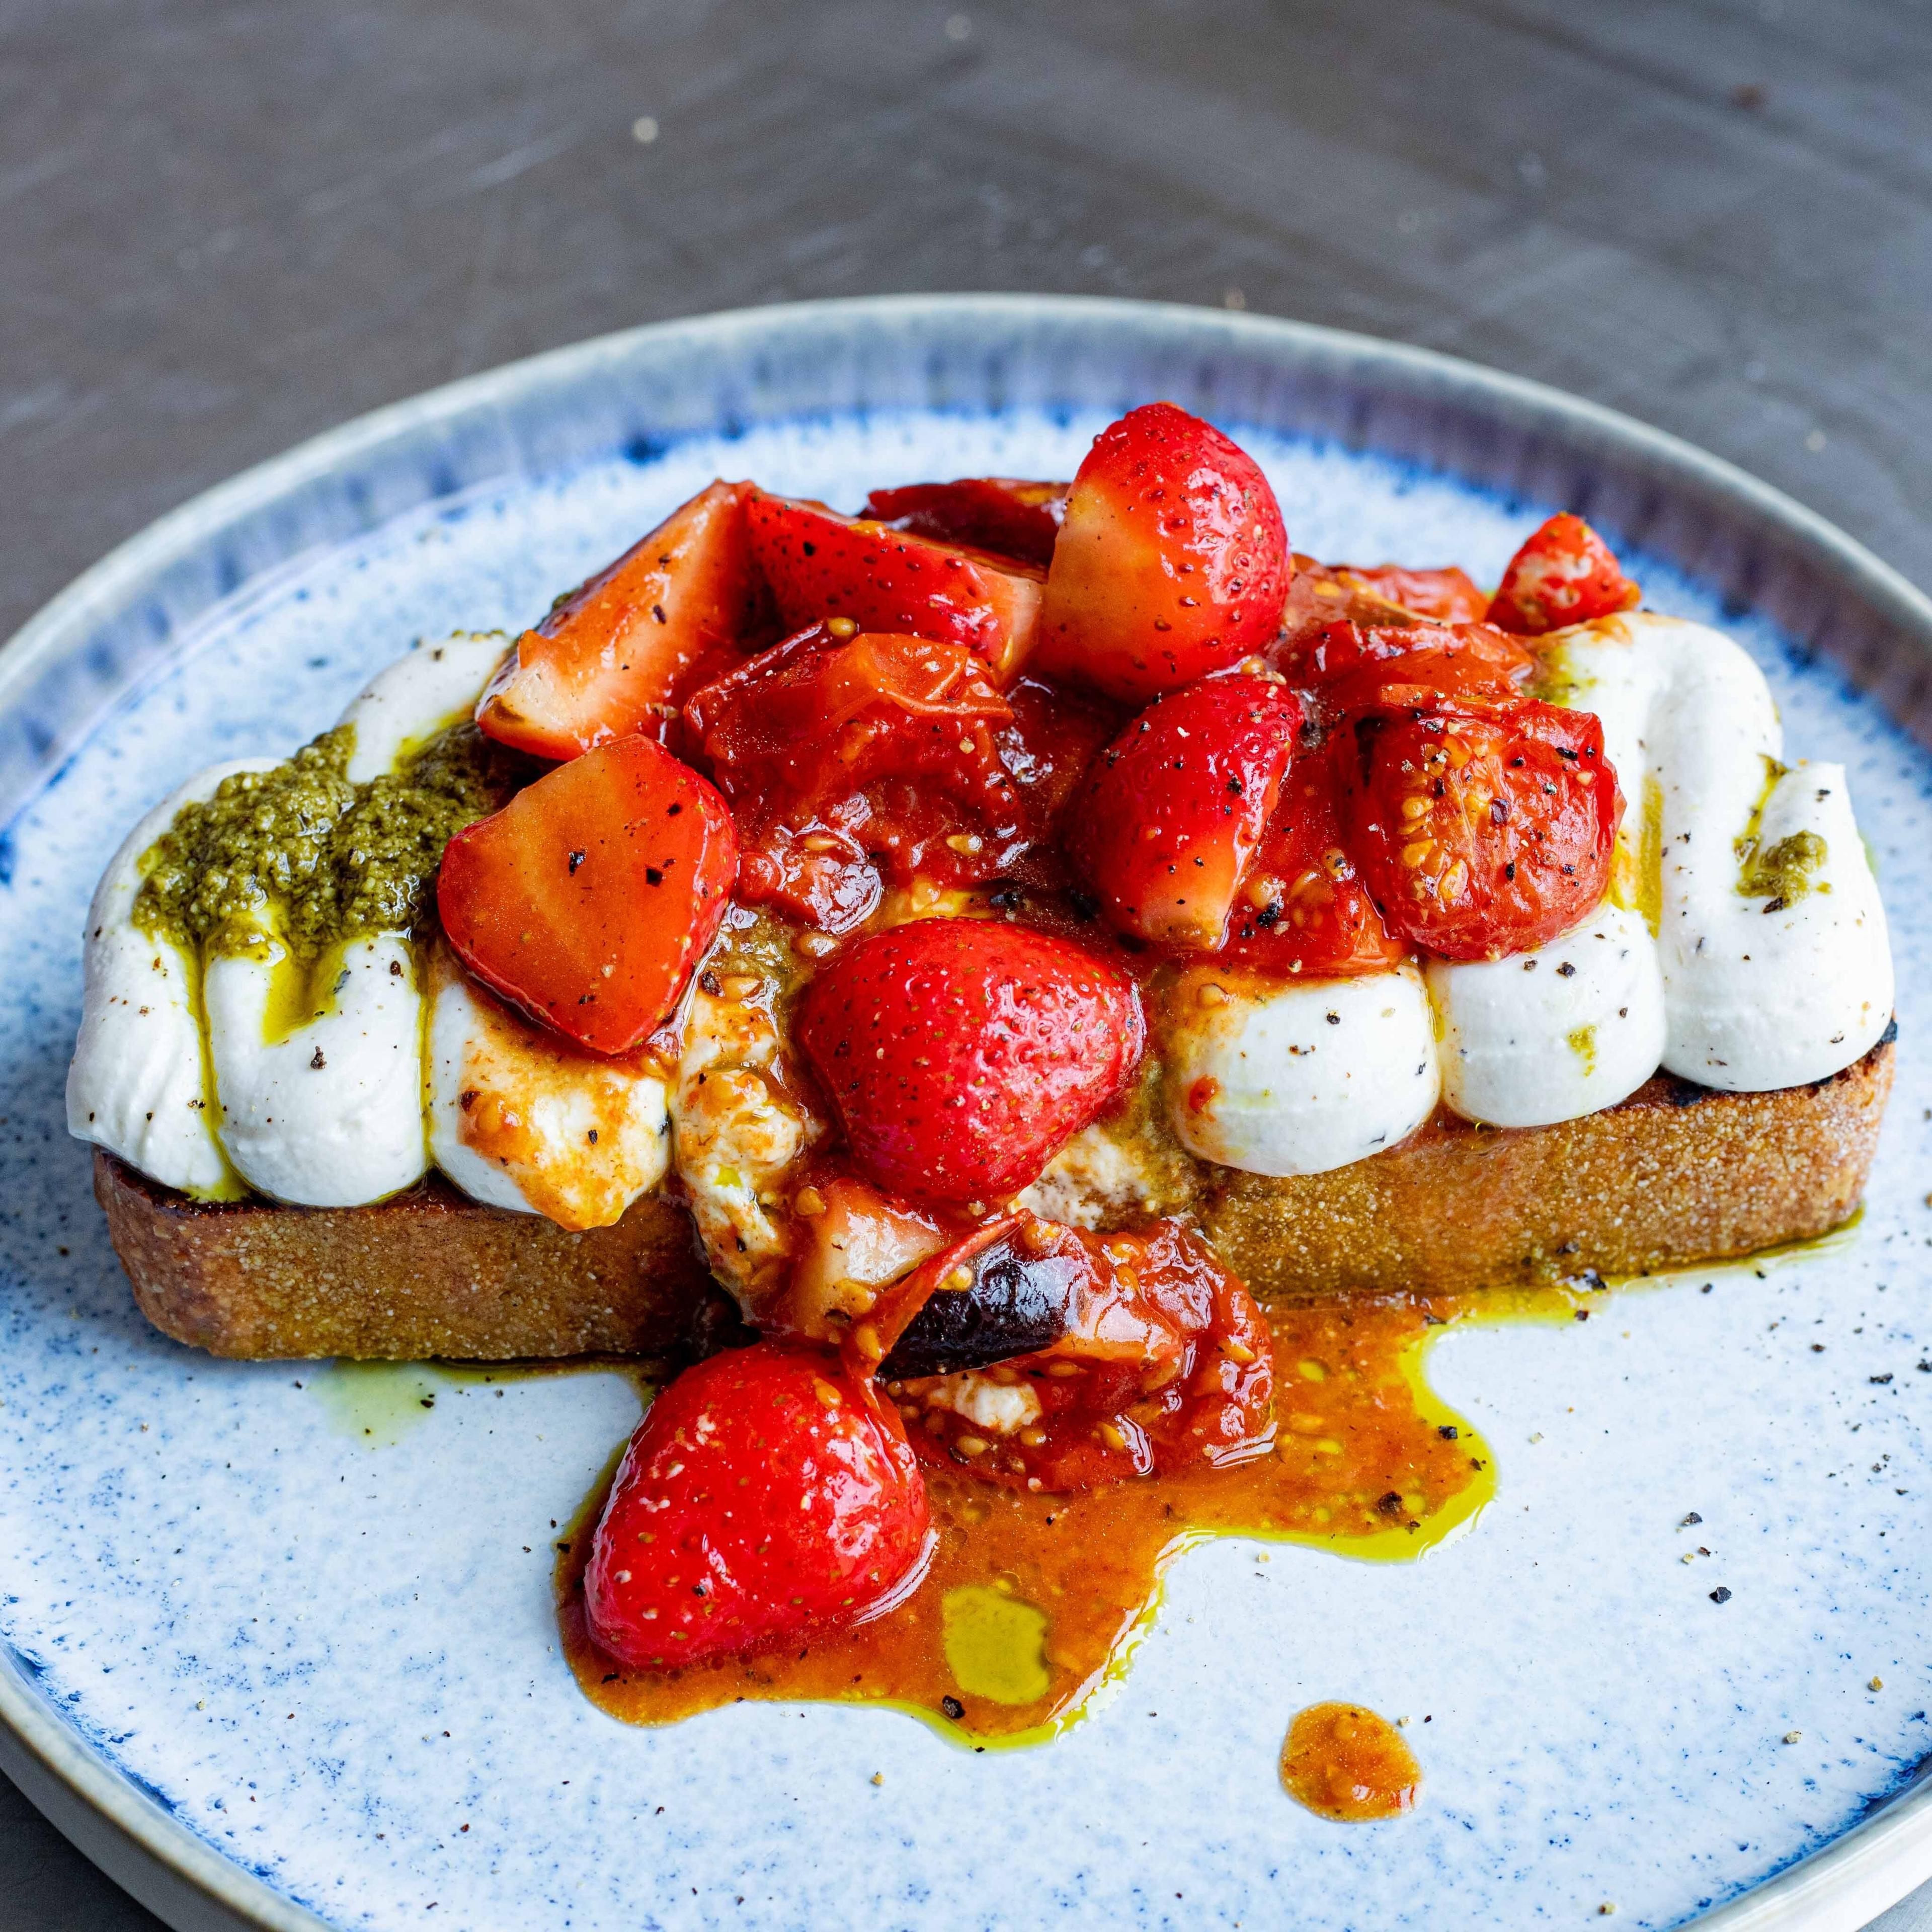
<box><xmin>796</xmin><ymin>919</ymin><xmax>1144</xmax><ymax>1206</ymax></box>
<box><xmin>1070</xmin><ymin>673</ymin><xmax>1303</xmax><ymax>949</ymax></box>
<box><xmin>745</xmin><ymin>488</ymin><xmax>1044</xmax><ymax>684</ymax></box>
<box><xmin>437</xmin><ymin>734</ymin><xmax>736</xmax><ymax>1054</ymax></box>
<box><xmin>1486</xmin><ymin>513</ymin><xmax>1641</xmax><ymax>635</ymax></box>
<box><xmin>476</xmin><ymin>480</ymin><xmax>769</xmax><ymax>760</ymax></box>
<box><xmin>861</xmin><ymin>477</ymin><xmax>1068</xmax><ymax>570</ymax></box>
<box><xmin>584</xmin><ymin>1343</ymin><xmax>930</xmax><ymax>1670</ymax></box>
<box><xmin>1037</xmin><ymin>403</ymin><xmax>1291</xmax><ymax>702</ymax></box>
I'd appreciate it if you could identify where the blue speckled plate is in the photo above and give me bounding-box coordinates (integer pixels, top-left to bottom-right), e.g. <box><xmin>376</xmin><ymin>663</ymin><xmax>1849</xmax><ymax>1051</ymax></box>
<box><xmin>5</xmin><ymin>297</ymin><xmax>1932</xmax><ymax>1932</ymax></box>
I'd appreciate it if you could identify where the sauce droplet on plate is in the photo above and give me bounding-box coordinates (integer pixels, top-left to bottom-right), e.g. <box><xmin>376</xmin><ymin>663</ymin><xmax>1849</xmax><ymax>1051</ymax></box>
<box><xmin>1280</xmin><ymin>1702</ymin><xmax>1421</xmax><ymax>1820</ymax></box>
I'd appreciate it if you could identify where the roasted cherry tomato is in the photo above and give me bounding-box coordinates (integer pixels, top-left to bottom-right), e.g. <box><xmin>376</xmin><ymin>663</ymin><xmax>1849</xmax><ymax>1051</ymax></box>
<box><xmin>1346</xmin><ymin>689</ymin><xmax>1621</xmax><ymax>960</ymax></box>
<box><xmin>476</xmin><ymin>480</ymin><xmax>768</xmax><ymax>759</ymax></box>
<box><xmin>873</xmin><ymin>1216</ymin><xmax>1273</xmax><ymax>1492</ymax></box>
<box><xmin>862</xmin><ymin>478</ymin><xmax>1068</xmax><ymax>571</ymax></box>
<box><xmin>745</xmin><ymin>488</ymin><xmax>1044</xmax><ymax>684</ymax></box>
<box><xmin>1329</xmin><ymin>562</ymin><xmax>1488</xmax><ymax>624</ymax></box>
<box><xmin>683</xmin><ymin>625</ymin><xmax>1027</xmax><ymax>931</ymax></box>
<box><xmin>1282</xmin><ymin>619</ymin><xmax>1536</xmax><ymax>712</ymax></box>
<box><xmin>438</xmin><ymin>734</ymin><xmax>736</xmax><ymax>1054</ymax></box>
<box><xmin>781</xmin><ymin>1171</ymin><xmax>950</xmax><ymax>1342</ymax></box>
<box><xmin>796</xmin><ymin>919</ymin><xmax>1144</xmax><ymax>1208</ymax></box>
<box><xmin>1038</xmin><ymin>403</ymin><xmax>1291</xmax><ymax>702</ymax></box>
<box><xmin>1070</xmin><ymin>673</ymin><xmax>1303</xmax><ymax>949</ymax></box>
<box><xmin>1217</xmin><ymin>737</ymin><xmax>1407</xmax><ymax>975</ymax></box>
<box><xmin>1486</xmin><ymin>513</ymin><xmax>1641</xmax><ymax>635</ymax></box>
<box><xmin>584</xmin><ymin>1343</ymin><xmax>929</xmax><ymax>1670</ymax></box>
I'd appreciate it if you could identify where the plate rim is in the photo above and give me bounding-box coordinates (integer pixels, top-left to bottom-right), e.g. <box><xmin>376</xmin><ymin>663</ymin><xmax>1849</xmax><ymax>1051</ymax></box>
<box><xmin>4</xmin><ymin>290</ymin><xmax>1930</xmax><ymax>1932</ymax></box>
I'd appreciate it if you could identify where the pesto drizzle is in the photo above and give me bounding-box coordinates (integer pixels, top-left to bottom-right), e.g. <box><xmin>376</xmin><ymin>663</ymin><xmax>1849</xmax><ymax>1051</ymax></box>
<box><xmin>134</xmin><ymin>721</ymin><xmax>523</xmax><ymax>961</ymax></box>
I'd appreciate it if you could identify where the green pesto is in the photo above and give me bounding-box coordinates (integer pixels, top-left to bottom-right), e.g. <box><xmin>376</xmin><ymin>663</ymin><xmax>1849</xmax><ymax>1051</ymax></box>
<box><xmin>134</xmin><ymin>721</ymin><xmax>518</xmax><ymax>960</ymax></box>
<box><xmin>1739</xmin><ymin>828</ymin><xmax>1828</xmax><ymax>904</ymax></box>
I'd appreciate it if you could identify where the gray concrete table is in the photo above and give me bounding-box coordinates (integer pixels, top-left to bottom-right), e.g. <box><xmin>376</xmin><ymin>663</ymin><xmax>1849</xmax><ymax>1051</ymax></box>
<box><xmin>2</xmin><ymin>1</ymin><xmax>1928</xmax><ymax>1925</ymax></box>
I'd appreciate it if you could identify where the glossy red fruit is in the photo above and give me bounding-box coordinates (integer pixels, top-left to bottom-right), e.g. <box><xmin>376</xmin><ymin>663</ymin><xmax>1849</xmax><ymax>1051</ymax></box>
<box><xmin>1346</xmin><ymin>689</ymin><xmax>1622</xmax><ymax>960</ymax></box>
<box><xmin>584</xmin><ymin>1344</ymin><xmax>930</xmax><ymax>1670</ymax></box>
<box><xmin>438</xmin><ymin>734</ymin><xmax>737</xmax><ymax>1054</ymax></box>
<box><xmin>797</xmin><ymin>919</ymin><xmax>1144</xmax><ymax>1207</ymax></box>
<box><xmin>1217</xmin><ymin>737</ymin><xmax>1407</xmax><ymax>976</ymax></box>
<box><xmin>1327</xmin><ymin>562</ymin><xmax>1488</xmax><ymax>624</ymax></box>
<box><xmin>882</xmin><ymin>1216</ymin><xmax>1274</xmax><ymax>1492</ymax></box>
<box><xmin>1486</xmin><ymin>514</ymin><xmax>1641</xmax><ymax>635</ymax></box>
<box><xmin>745</xmin><ymin>489</ymin><xmax>1044</xmax><ymax>684</ymax></box>
<box><xmin>861</xmin><ymin>478</ymin><xmax>1069</xmax><ymax>570</ymax></box>
<box><xmin>683</xmin><ymin>626</ymin><xmax>1027</xmax><ymax>931</ymax></box>
<box><xmin>1281</xmin><ymin>619</ymin><xmax>1536</xmax><ymax>711</ymax></box>
<box><xmin>476</xmin><ymin>481</ymin><xmax>768</xmax><ymax>759</ymax></box>
<box><xmin>1071</xmin><ymin>674</ymin><xmax>1303</xmax><ymax>949</ymax></box>
<box><xmin>1037</xmin><ymin>403</ymin><xmax>1291</xmax><ymax>703</ymax></box>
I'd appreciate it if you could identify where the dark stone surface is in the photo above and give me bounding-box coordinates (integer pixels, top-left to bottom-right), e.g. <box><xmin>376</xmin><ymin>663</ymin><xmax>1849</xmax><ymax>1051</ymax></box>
<box><xmin>3</xmin><ymin>1</ymin><xmax>1929</xmax><ymax>1926</ymax></box>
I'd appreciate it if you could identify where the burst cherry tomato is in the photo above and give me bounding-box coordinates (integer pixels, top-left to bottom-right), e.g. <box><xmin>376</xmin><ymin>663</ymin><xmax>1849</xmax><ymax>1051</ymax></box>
<box><xmin>683</xmin><ymin>626</ymin><xmax>1027</xmax><ymax>930</ymax></box>
<box><xmin>1217</xmin><ymin>737</ymin><xmax>1407</xmax><ymax>976</ymax></box>
<box><xmin>1038</xmin><ymin>403</ymin><xmax>1291</xmax><ymax>702</ymax></box>
<box><xmin>1486</xmin><ymin>514</ymin><xmax>1641</xmax><ymax>635</ymax></box>
<box><xmin>1070</xmin><ymin>673</ymin><xmax>1303</xmax><ymax>949</ymax></box>
<box><xmin>1345</xmin><ymin>689</ymin><xmax>1622</xmax><ymax>960</ymax></box>
<box><xmin>1282</xmin><ymin>619</ymin><xmax>1536</xmax><ymax>712</ymax></box>
<box><xmin>874</xmin><ymin>1216</ymin><xmax>1273</xmax><ymax>1492</ymax></box>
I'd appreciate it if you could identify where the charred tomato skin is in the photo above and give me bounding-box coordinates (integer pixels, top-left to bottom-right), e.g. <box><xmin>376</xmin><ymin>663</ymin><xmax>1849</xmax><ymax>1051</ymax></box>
<box><xmin>796</xmin><ymin>919</ymin><xmax>1145</xmax><ymax>1208</ymax></box>
<box><xmin>584</xmin><ymin>1343</ymin><xmax>929</xmax><ymax>1670</ymax></box>
<box><xmin>1038</xmin><ymin>403</ymin><xmax>1292</xmax><ymax>703</ymax></box>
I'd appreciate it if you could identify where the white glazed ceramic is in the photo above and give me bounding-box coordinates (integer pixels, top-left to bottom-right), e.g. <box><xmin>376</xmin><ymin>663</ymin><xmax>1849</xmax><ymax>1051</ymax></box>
<box><xmin>4</xmin><ymin>297</ymin><xmax>1931</xmax><ymax>1932</ymax></box>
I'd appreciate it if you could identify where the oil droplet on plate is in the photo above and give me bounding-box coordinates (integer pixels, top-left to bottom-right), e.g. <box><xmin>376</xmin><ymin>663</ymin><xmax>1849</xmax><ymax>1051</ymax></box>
<box><xmin>1280</xmin><ymin>1702</ymin><xmax>1421</xmax><ymax>1820</ymax></box>
<box><xmin>941</xmin><ymin>1584</ymin><xmax>1052</xmax><ymax>1705</ymax></box>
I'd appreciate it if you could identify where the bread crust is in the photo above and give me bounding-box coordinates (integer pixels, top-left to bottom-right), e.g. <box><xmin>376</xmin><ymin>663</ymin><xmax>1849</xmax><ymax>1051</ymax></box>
<box><xmin>96</xmin><ymin>1033</ymin><xmax>1893</xmax><ymax>1358</ymax></box>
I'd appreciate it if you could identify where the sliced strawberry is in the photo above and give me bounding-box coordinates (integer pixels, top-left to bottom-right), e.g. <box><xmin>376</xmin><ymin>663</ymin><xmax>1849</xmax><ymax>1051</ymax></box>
<box><xmin>1217</xmin><ymin>736</ymin><xmax>1408</xmax><ymax>976</ymax></box>
<box><xmin>861</xmin><ymin>478</ymin><xmax>1069</xmax><ymax>570</ymax></box>
<box><xmin>584</xmin><ymin>1343</ymin><xmax>929</xmax><ymax>1670</ymax></box>
<box><xmin>437</xmin><ymin>735</ymin><xmax>736</xmax><ymax>1054</ymax></box>
<box><xmin>476</xmin><ymin>481</ymin><xmax>769</xmax><ymax>759</ymax></box>
<box><xmin>1070</xmin><ymin>673</ymin><xmax>1303</xmax><ymax>949</ymax></box>
<box><xmin>796</xmin><ymin>919</ymin><xmax>1144</xmax><ymax>1208</ymax></box>
<box><xmin>1037</xmin><ymin>403</ymin><xmax>1291</xmax><ymax>703</ymax></box>
<box><xmin>745</xmin><ymin>488</ymin><xmax>1044</xmax><ymax>685</ymax></box>
<box><xmin>880</xmin><ymin>1217</ymin><xmax>1274</xmax><ymax>1492</ymax></box>
<box><xmin>1282</xmin><ymin>619</ymin><xmax>1536</xmax><ymax>712</ymax></box>
<box><xmin>683</xmin><ymin>626</ymin><xmax>1027</xmax><ymax>931</ymax></box>
<box><xmin>1486</xmin><ymin>513</ymin><xmax>1641</xmax><ymax>635</ymax></box>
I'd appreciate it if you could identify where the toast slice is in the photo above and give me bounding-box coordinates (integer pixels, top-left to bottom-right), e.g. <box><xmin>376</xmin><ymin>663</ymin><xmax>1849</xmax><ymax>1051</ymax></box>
<box><xmin>98</xmin><ymin>1030</ymin><xmax>1893</xmax><ymax>1359</ymax></box>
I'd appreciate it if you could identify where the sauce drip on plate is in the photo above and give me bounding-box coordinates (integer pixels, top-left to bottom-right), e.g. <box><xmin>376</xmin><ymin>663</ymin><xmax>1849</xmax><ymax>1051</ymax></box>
<box><xmin>1280</xmin><ymin>1702</ymin><xmax>1422</xmax><ymax>1820</ymax></box>
<box><xmin>558</xmin><ymin>1285</ymin><xmax>1583</xmax><ymax>1744</ymax></box>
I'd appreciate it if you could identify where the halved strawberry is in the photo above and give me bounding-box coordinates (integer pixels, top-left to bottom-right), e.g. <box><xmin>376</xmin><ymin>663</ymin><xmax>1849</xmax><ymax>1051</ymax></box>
<box><xmin>1070</xmin><ymin>673</ymin><xmax>1303</xmax><ymax>949</ymax></box>
<box><xmin>437</xmin><ymin>734</ymin><xmax>736</xmax><ymax>1054</ymax></box>
<box><xmin>584</xmin><ymin>1343</ymin><xmax>929</xmax><ymax>1670</ymax></box>
<box><xmin>1037</xmin><ymin>403</ymin><xmax>1291</xmax><ymax>702</ymax></box>
<box><xmin>476</xmin><ymin>481</ymin><xmax>770</xmax><ymax>760</ymax></box>
<box><xmin>1486</xmin><ymin>513</ymin><xmax>1641</xmax><ymax>635</ymax></box>
<box><xmin>861</xmin><ymin>478</ymin><xmax>1068</xmax><ymax>570</ymax></box>
<box><xmin>796</xmin><ymin>919</ymin><xmax>1144</xmax><ymax>1208</ymax></box>
<box><xmin>744</xmin><ymin>488</ymin><xmax>1044</xmax><ymax>684</ymax></box>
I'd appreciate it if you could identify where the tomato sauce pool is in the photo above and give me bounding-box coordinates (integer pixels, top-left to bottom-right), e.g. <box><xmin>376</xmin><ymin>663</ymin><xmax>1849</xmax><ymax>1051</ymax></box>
<box><xmin>556</xmin><ymin>1285</ymin><xmax>1585</xmax><ymax>1746</ymax></box>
